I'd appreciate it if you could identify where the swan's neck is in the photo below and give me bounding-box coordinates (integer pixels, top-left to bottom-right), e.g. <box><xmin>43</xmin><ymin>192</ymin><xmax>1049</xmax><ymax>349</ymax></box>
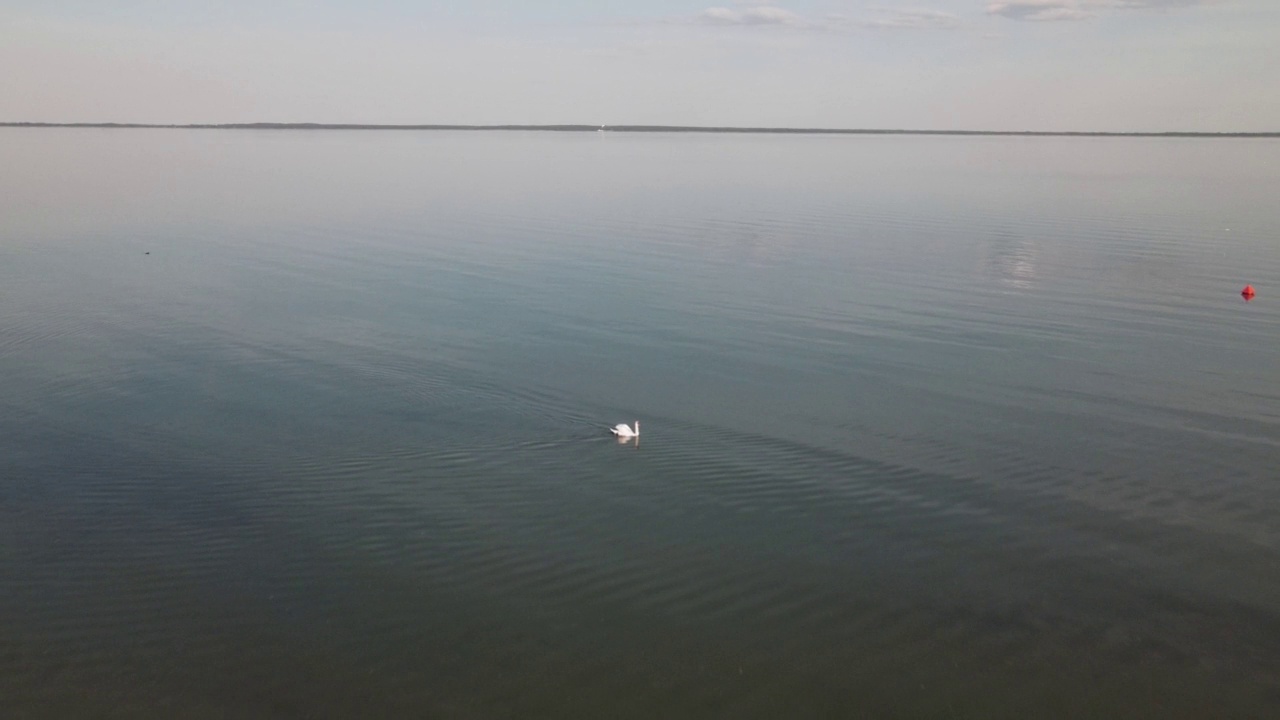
<box><xmin>633</xmin><ymin>421</ymin><xmax>639</xmax><ymax>435</ymax></box>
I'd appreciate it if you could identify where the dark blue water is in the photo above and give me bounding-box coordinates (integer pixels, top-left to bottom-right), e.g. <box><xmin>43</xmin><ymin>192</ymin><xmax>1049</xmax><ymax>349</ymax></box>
<box><xmin>2</xmin><ymin>129</ymin><xmax>1279</xmax><ymax>718</ymax></box>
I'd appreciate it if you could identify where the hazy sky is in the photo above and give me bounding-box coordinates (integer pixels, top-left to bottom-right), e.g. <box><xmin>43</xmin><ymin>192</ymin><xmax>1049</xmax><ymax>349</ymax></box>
<box><xmin>2</xmin><ymin>1</ymin><xmax>1276</xmax><ymax>130</ymax></box>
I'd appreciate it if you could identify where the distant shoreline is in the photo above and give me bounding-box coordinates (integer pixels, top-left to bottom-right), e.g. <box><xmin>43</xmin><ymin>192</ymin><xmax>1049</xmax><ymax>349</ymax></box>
<box><xmin>1</xmin><ymin>122</ymin><xmax>1277</xmax><ymax>138</ymax></box>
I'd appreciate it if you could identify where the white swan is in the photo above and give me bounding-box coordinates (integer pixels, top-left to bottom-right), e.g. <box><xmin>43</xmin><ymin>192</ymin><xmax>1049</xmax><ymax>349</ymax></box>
<box><xmin>610</xmin><ymin>421</ymin><xmax>639</xmax><ymax>438</ymax></box>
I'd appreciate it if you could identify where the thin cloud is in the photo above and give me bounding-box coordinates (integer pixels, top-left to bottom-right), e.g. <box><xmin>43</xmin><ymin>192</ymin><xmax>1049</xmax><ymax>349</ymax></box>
<box><xmin>697</xmin><ymin>6</ymin><xmax>806</xmax><ymax>27</ymax></box>
<box><xmin>987</xmin><ymin>1</ymin><xmax>1092</xmax><ymax>21</ymax></box>
<box><xmin>1101</xmin><ymin>0</ymin><xmax>1212</xmax><ymax>8</ymax></box>
<box><xmin>988</xmin><ymin>0</ymin><xmax>1218</xmax><ymax>22</ymax></box>
<box><xmin>857</xmin><ymin>8</ymin><xmax>962</xmax><ymax>29</ymax></box>
<box><xmin>693</xmin><ymin>5</ymin><xmax>960</xmax><ymax>31</ymax></box>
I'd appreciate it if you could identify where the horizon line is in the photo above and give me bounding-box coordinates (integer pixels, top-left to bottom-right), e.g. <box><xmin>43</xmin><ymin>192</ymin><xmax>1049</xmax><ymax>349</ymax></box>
<box><xmin>2</xmin><ymin>122</ymin><xmax>1277</xmax><ymax>138</ymax></box>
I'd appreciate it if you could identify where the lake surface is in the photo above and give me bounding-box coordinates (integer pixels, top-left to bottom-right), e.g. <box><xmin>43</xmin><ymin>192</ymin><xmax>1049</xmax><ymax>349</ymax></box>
<box><xmin>2</xmin><ymin>129</ymin><xmax>1278</xmax><ymax>718</ymax></box>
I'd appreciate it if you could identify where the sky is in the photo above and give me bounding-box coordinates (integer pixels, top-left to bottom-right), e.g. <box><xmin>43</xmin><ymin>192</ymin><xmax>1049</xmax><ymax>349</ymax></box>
<box><xmin>1</xmin><ymin>1</ymin><xmax>1276</xmax><ymax>131</ymax></box>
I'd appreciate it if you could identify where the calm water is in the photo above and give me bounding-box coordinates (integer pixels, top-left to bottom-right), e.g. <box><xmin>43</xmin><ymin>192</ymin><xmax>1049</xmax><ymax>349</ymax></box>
<box><xmin>2</xmin><ymin>129</ymin><xmax>1279</xmax><ymax>718</ymax></box>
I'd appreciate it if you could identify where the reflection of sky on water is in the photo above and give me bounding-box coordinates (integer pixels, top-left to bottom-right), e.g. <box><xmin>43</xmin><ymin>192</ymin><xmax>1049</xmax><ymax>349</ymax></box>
<box><xmin>3</xmin><ymin>129</ymin><xmax>1280</xmax><ymax>719</ymax></box>
<box><xmin>987</xmin><ymin>229</ymin><xmax>1037</xmax><ymax>290</ymax></box>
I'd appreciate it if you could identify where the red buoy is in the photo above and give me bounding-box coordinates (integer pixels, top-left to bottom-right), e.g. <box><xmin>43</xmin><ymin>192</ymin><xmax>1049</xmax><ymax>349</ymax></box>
<box><xmin>1242</xmin><ymin>284</ymin><xmax>1256</xmax><ymax>300</ymax></box>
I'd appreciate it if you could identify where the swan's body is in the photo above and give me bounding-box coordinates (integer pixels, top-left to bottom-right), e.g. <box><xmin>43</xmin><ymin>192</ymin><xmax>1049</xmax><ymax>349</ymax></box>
<box><xmin>611</xmin><ymin>421</ymin><xmax>639</xmax><ymax>438</ymax></box>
